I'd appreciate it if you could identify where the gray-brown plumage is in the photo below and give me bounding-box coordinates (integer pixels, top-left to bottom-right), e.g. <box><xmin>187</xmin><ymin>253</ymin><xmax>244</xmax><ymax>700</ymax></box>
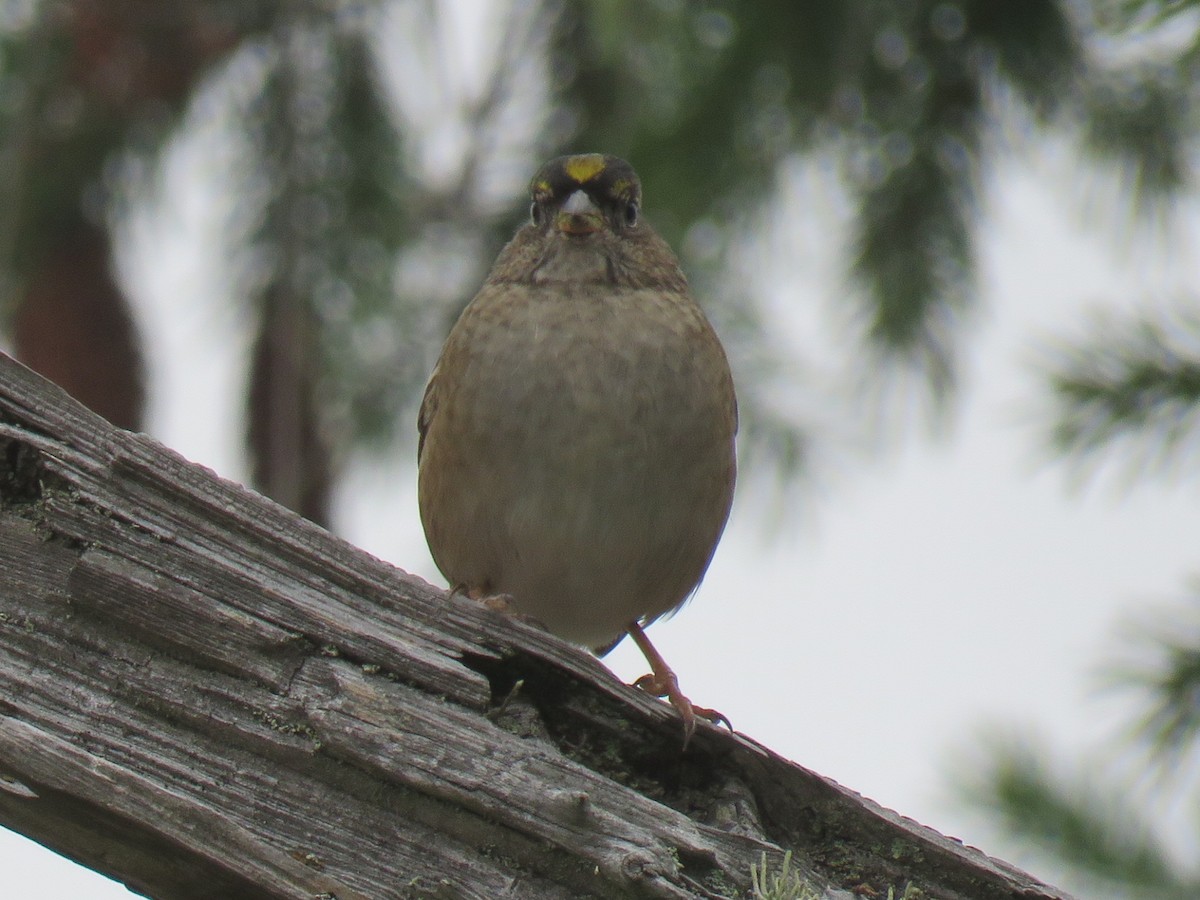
<box><xmin>418</xmin><ymin>154</ymin><xmax>737</xmax><ymax>744</ymax></box>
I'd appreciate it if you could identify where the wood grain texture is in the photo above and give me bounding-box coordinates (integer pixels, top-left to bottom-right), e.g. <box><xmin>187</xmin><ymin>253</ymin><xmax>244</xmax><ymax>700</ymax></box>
<box><xmin>0</xmin><ymin>351</ymin><xmax>1073</xmax><ymax>899</ymax></box>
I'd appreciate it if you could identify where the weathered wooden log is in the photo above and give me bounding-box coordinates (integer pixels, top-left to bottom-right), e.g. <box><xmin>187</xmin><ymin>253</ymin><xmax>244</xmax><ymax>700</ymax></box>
<box><xmin>0</xmin><ymin>351</ymin><xmax>1071</xmax><ymax>899</ymax></box>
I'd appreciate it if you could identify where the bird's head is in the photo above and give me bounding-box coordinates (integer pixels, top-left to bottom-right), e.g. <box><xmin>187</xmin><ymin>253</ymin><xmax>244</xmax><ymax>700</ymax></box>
<box><xmin>529</xmin><ymin>153</ymin><xmax>642</xmax><ymax>239</ymax></box>
<box><xmin>486</xmin><ymin>154</ymin><xmax>683</xmax><ymax>290</ymax></box>
<box><xmin>520</xmin><ymin>154</ymin><xmax>653</xmax><ymax>284</ymax></box>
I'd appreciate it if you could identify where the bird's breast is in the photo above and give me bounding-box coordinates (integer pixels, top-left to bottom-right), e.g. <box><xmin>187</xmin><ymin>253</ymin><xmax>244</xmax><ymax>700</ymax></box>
<box><xmin>453</xmin><ymin>284</ymin><xmax>731</xmax><ymax>469</ymax></box>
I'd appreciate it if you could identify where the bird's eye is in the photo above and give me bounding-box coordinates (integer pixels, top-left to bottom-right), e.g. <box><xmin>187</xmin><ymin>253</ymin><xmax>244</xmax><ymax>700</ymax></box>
<box><xmin>530</xmin><ymin>202</ymin><xmax>543</xmax><ymax>226</ymax></box>
<box><xmin>623</xmin><ymin>201</ymin><xmax>639</xmax><ymax>227</ymax></box>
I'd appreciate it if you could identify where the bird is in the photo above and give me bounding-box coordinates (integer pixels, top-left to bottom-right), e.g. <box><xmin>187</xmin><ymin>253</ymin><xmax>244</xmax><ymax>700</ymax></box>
<box><xmin>417</xmin><ymin>153</ymin><xmax>737</xmax><ymax>746</ymax></box>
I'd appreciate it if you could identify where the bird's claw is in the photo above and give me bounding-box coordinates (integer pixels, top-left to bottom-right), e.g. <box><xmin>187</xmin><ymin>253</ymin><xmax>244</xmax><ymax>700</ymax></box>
<box><xmin>632</xmin><ymin>670</ymin><xmax>732</xmax><ymax>749</ymax></box>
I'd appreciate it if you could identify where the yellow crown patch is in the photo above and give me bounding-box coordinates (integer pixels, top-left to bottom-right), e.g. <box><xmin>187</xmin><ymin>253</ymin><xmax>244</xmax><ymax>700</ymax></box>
<box><xmin>563</xmin><ymin>154</ymin><xmax>606</xmax><ymax>184</ymax></box>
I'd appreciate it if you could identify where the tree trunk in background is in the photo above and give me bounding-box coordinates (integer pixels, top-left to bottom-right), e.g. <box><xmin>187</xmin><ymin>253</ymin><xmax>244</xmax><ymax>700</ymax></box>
<box><xmin>247</xmin><ymin>284</ymin><xmax>334</xmax><ymax>528</ymax></box>
<box><xmin>13</xmin><ymin>220</ymin><xmax>145</xmax><ymax>431</ymax></box>
<box><xmin>6</xmin><ymin>2</ymin><xmax>249</xmax><ymax>432</ymax></box>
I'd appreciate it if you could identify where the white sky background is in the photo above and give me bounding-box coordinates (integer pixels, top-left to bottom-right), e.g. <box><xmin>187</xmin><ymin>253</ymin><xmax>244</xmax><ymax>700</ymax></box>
<box><xmin>5</xmin><ymin>8</ymin><xmax>1200</xmax><ymax>899</ymax></box>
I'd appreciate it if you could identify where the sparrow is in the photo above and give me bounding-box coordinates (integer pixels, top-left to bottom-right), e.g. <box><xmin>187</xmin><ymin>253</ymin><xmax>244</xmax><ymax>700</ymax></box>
<box><xmin>417</xmin><ymin>153</ymin><xmax>737</xmax><ymax>746</ymax></box>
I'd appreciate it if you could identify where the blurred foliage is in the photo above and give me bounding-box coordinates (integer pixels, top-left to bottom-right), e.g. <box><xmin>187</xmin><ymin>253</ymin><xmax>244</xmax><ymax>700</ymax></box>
<box><xmin>960</xmin><ymin>586</ymin><xmax>1200</xmax><ymax>898</ymax></box>
<box><xmin>0</xmin><ymin>1</ymin><xmax>269</xmax><ymax>292</ymax></box>
<box><xmin>1083</xmin><ymin>68</ymin><xmax>1195</xmax><ymax>206</ymax></box>
<box><xmin>1088</xmin><ymin>0</ymin><xmax>1200</xmax><ymax>208</ymax></box>
<box><xmin>960</xmin><ymin>732</ymin><xmax>1200</xmax><ymax>899</ymax></box>
<box><xmin>1040</xmin><ymin>305</ymin><xmax>1200</xmax><ymax>478</ymax></box>
<box><xmin>0</xmin><ymin>1</ymin><xmax>277</xmax><ymax>429</ymax></box>
<box><xmin>958</xmin><ymin>8</ymin><xmax>1200</xmax><ymax>897</ymax></box>
<box><xmin>555</xmin><ymin>0</ymin><xmax>1090</xmax><ymax>402</ymax></box>
<box><xmin>2</xmin><ymin>0</ymin><xmax>1200</xmax><ymax>513</ymax></box>
<box><xmin>245</xmin><ymin>8</ymin><xmax>419</xmax><ymax>443</ymax></box>
<box><xmin>1111</xmin><ymin>588</ymin><xmax>1200</xmax><ymax>760</ymax></box>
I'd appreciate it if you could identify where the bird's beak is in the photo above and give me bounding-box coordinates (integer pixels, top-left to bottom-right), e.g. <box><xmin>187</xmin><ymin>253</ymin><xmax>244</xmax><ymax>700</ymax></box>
<box><xmin>556</xmin><ymin>190</ymin><xmax>603</xmax><ymax>236</ymax></box>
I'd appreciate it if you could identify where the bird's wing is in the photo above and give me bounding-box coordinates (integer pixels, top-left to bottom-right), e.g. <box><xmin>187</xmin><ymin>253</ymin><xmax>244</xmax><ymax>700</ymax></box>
<box><xmin>416</xmin><ymin>364</ymin><xmax>439</xmax><ymax>465</ymax></box>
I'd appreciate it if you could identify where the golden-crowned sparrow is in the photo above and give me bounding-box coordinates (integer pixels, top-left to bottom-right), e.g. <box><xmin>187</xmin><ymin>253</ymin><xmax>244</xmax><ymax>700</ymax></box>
<box><xmin>418</xmin><ymin>153</ymin><xmax>737</xmax><ymax>745</ymax></box>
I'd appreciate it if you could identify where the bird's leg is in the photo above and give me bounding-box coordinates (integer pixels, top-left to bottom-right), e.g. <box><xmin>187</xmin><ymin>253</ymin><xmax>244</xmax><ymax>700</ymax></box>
<box><xmin>626</xmin><ymin>621</ymin><xmax>731</xmax><ymax>749</ymax></box>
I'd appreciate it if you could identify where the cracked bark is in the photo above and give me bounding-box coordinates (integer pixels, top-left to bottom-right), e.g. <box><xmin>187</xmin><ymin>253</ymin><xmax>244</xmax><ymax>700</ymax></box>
<box><xmin>0</xmin><ymin>351</ymin><xmax>1073</xmax><ymax>899</ymax></box>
